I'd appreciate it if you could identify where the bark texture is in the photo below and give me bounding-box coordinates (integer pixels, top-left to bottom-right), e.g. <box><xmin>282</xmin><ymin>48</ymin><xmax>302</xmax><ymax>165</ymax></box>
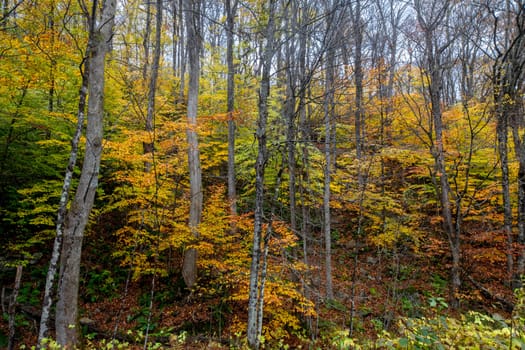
<box><xmin>247</xmin><ymin>1</ymin><xmax>276</xmax><ymax>347</ymax></box>
<box><xmin>323</xmin><ymin>47</ymin><xmax>334</xmax><ymax>299</ymax></box>
<box><xmin>38</xmin><ymin>44</ymin><xmax>89</xmax><ymax>349</ymax></box>
<box><xmin>226</xmin><ymin>0</ymin><xmax>237</xmax><ymax>216</ymax></box>
<box><xmin>182</xmin><ymin>0</ymin><xmax>203</xmax><ymax>289</ymax></box>
<box><xmin>54</xmin><ymin>0</ymin><xmax>116</xmax><ymax>346</ymax></box>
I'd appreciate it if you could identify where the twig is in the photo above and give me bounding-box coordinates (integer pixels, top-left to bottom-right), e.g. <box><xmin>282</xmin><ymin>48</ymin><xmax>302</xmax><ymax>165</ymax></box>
<box><xmin>465</xmin><ymin>274</ymin><xmax>514</xmax><ymax>312</ymax></box>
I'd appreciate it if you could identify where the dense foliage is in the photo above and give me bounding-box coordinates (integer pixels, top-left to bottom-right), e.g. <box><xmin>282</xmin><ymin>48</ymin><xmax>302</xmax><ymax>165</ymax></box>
<box><xmin>1</xmin><ymin>0</ymin><xmax>525</xmax><ymax>348</ymax></box>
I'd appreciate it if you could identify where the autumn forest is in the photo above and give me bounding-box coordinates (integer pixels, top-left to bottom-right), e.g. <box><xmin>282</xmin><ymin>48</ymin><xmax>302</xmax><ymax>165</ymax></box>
<box><xmin>1</xmin><ymin>0</ymin><xmax>525</xmax><ymax>348</ymax></box>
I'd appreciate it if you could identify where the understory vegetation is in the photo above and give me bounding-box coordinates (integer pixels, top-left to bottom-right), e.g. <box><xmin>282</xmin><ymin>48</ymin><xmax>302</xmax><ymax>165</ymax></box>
<box><xmin>1</xmin><ymin>0</ymin><xmax>525</xmax><ymax>348</ymax></box>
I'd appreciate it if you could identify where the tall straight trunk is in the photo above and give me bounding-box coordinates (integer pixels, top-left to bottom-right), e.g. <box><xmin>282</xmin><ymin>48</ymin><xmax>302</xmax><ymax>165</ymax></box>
<box><xmin>498</xmin><ymin>110</ymin><xmax>514</xmax><ymax>280</ymax></box>
<box><xmin>375</xmin><ymin>0</ymin><xmax>401</xmax><ymax>234</ymax></box>
<box><xmin>171</xmin><ymin>0</ymin><xmax>178</xmax><ymax>80</ymax></box>
<box><xmin>141</xmin><ymin>0</ymin><xmax>155</xmax><ymax>171</ymax></box>
<box><xmin>352</xmin><ymin>0</ymin><xmax>365</xmax><ymax>187</ymax></box>
<box><xmin>323</xmin><ymin>41</ymin><xmax>335</xmax><ymax>300</ymax></box>
<box><xmin>177</xmin><ymin>0</ymin><xmax>186</xmax><ymax>103</ymax></box>
<box><xmin>452</xmin><ymin>37</ymin><xmax>479</xmax><ymax>289</ymax></box>
<box><xmin>297</xmin><ymin>5</ymin><xmax>313</xmax><ymax>333</ymax></box>
<box><xmin>424</xmin><ymin>30</ymin><xmax>460</xmax><ymax>306</ymax></box>
<box><xmin>508</xmin><ymin>6</ymin><xmax>525</xmax><ymax>281</ymax></box>
<box><xmin>226</xmin><ymin>0</ymin><xmax>237</xmax><ymax>216</ymax></box>
<box><xmin>321</xmin><ymin>0</ymin><xmax>342</xmax><ymax>301</ymax></box>
<box><xmin>144</xmin><ymin>0</ymin><xmax>162</xmax><ymax>172</ymax></box>
<box><xmin>256</xmin><ymin>165</ymin><xmax>284</xmax><ymax>346</ymax></box>
<box><xmin>38</xmin><ymin>33</ymin><xmax>90</xmax><ymax>350</ymax></box>
<box><xmin>182</xmin><ymin>0</ymin><xmax>202</xmax><ymax>289</ymax></box>
<box><xmin>247</xmin><ymin>1</ymin><xmax>275</xmax><ymax>348</ymax></box>
<box><xmin>511</xmin><ymin>105</ymin><xmax>525</xmax><ymax>281</ymax></box>
<box><xmin>298</xmin><ymin>2</ymin><xmax>308</xmax><ymax>254</ymax></box>
<box><xmin>516</xmin><ymin>150</ymin><xmax>525</xmax><ymax>278</ymax></box>
<box><xmin>383</xmin><ymin>0</ymin><xmax>401</xmax><ymax>143</ymax></box>
<box><xmin>141</xmin><ymin>1</ymin><xmax>162</xmax><ymax>345</ymax></box>
<box><xmin>494</xmin><ymin>65</ymin><xmax>520</xmax><ymax>285</ymax></box>
<box><xmin>171</xmin><ymin>0</ymin><xmax>185</xmax><ymax>104</ymax></box>
<box><xmin>142</xmin><ymin>0</ymin><xmax>151</xmax><ymax>82</ymax></box>
<box><xmin>54</xmin><ymin>0</ymin><xmax>116</xmax><ymax>347</ymax></box>
<box><xmin>433</xmin><ymin>86</ymin><xmax>460</xmax><ymax>306</ymax></box>
<box><xmin>285</xmin><ymin>15</ymin><xmax>297</xmax><ymax>235</ymax></box>
<box><xmin>47</xmin><ymin>2</ymin><xmax>56</xmax><ymax>115</ymax></box>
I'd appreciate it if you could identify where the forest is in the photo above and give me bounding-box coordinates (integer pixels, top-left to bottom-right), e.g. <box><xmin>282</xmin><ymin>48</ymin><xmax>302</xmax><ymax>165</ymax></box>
<box><xmin>1</xmin><ymin>0</ymin><xmax>525</xmax><ymax>348</ymax></box>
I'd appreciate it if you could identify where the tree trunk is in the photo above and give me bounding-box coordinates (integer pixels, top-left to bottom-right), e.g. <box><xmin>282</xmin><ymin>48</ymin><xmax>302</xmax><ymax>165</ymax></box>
<box><xmin>226</xmin><ymin>0</ymin><xmax>237</xmax><ymax>216</ymax></box>
<box><xmin>7</xmin><ymin>265</ymin><xmax>22</xmax><ymax>350</ymax></box>
<box><xmin>177</xmin><ymin>0</ymin><xmax>186</xmax><ymax>103</ymax></box>
<box><xmin>47</xmin><ymin>2</ymin><xmax>56</xmax><ymax>115</ymax></box>
<box><xmin>498</xmin><ymin>109</ymin><xmax>514</xmax><ymax>281</ymax></box>
<box><xmin>54</xmin><ymin>0</ymin><xmax>116</xmax><ymax>346</ymax></box>
<box><xmin>285</xmin><ymin>43</ymin><xmax>297</xmax><ymax>236</ymax></box>
<box><xmin>182</xmin><ymin>0</ymin><xmax>202</xmax><ymax>289</ymax></box>
<box><xmin>351</xmin><ymin>0</ymin><xmax>365</xmax><ymax>188</ymax></box>
<box><xmin>142</xmin><ymin>0</ymin><xmax>151</xmax><ymax>82</ymax></box>
<box><xmin>38</xmin><ymin>35</ymin><xmax>90</xmax><ymax>350</ymax></box>
<box><xmin>510</xmin><ymin>103</ymin><xmax>525</xmax><ymax>282</ymax></box>
<box><xmin>490</xmin><ymin>0</ymin><xmax>525</xmax><ymax>285</ymax></box>
<box><xmin>298</xmin><ymin>1</ymin><xmax>309</xmax><ymax>263</ymax></box>
<box><xmin>414</xmin><ymin>0</ymin><xmax>460</xmax><ymax>307</ymax></box>
<box><xmin>516</xmin><ymin>153</ymin><xmax>525</xmax><ymax>279</ymax></box>
<box><xmin>141</xmin><ymin>0</ymin><xmax>162</xmax><ymax>345</ymax></box>
<box><xmin>171</xmin><ymin>0</ymin><xmax>178</xmax><ymax>81</ymax></box>
<box><xmin>247</xmin><ymin>1</ymin><xmax>276</xmax><ymax>348</ymax></box>
<box><xmin>507</xmin><ymin>5</ymin><xmax>525</xmax><ymax>282</ymax></box>
<box><xmin>295</xmin><ymin>2</ymin><xmax>314</xmax><ymax>332</ymax></box>
<box><xmin>427</xmin><ymin>40</ymin><xmax>460</xmax><ymax>307</ymax></box>
<box><xmin>323</xmin><ymin>35</ymin><xmax>335</xmax><ymax>300</ymax></box>
<box><xmin>256</xmin><ymin>165</ymin><xmax>284</xmax><ymax>348</ymax></box>
<box><xmin>144</xmin><ymin>0</ymin><xmax>162</xmax><ymax>172</ymax></box>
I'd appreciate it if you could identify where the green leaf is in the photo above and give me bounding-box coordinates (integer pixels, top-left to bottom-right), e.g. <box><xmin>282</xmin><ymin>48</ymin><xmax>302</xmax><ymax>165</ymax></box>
<box><xmin>398</xmin><ymin>337</ymin><xmax>409</xmax><ymax>347</ymax></box>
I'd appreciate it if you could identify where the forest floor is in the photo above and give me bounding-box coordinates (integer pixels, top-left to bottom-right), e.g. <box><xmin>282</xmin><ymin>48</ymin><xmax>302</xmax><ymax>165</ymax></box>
<box><xmin>0</xmin><ymin>223</ymin><xmax>516</xmax><ymax>349</ymax></box>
